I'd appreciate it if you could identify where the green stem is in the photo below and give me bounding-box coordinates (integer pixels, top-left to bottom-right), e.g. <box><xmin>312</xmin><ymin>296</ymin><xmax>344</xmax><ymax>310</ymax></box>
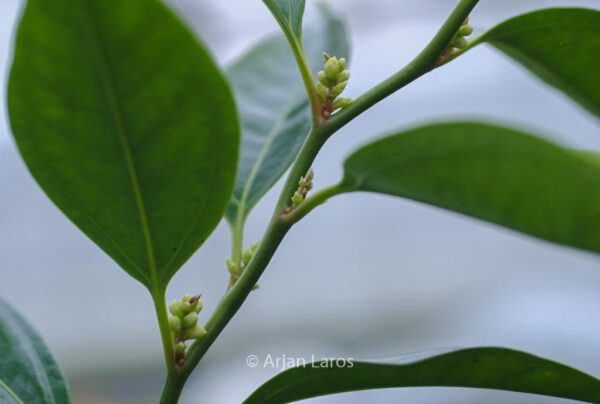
<box><xmin>157</xmin><ymin>0</ymin><xmax>480</xmax><ymax>400</ymax></box>
<box><xmin>159</xmin><ymin>372</ymin><xmax>185</xmax><ymax>404</ymax></box>
<box><xmin>179</xmin><ymin>127</ymin><xmax>327</xmax><ymax>382</ymax></box>
<box><xmin>228</xmin><ymin>220</ymin><xmax>245</xmax><ymax>289</ymax></box>
<box><xmin>280</xmin><ymin>183</ymin><xmax>350</xmax><ymax>225</ymax></box>
<box><xmin>321</xmin><ymin>0</ymin><xmax>481</xmax><ymax>138</ymax></box>
<box><xmin>265</xmin><ymin>14</ymin><xmax>321</xmax><ymax>124</ymax></box>
<box><xmin>152</xmin><ymin>288</ymin><xmax>175</xmax><ymax>372</ymax></box>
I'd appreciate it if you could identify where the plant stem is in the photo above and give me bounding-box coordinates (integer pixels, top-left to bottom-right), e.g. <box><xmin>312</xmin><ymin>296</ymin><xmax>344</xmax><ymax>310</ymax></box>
<box><xmin>264</xmin><ymin>12</ymin><xmax>321</xmax><ymax>125</ymax></box>
<box><xmin>158</xmin><ymin>0</ymin><xmax>480</xmax><ymax>400</ymax></box>
<box><xmin>152</xmin><ymin>288</ymin><xmax>175</xmax><ymax>373</ymax></box>
<box><xmin>228</xmin><ymin>220</ymin><xmax>245</xmax><ymax>289</ymax></box>
<box><xmin>159</xmin><ymin>371</ymin><xmax>186</xmax><ymax>404</ymax></box>
<box><xmin>321</xmin><ymin>0</ymin><xmax>481</xmax><ymax>138</ymax></box>
<box><xmin>177</xmin><ymin>128</ymin><xmax>327</xmax><ymax>383</ymax></box>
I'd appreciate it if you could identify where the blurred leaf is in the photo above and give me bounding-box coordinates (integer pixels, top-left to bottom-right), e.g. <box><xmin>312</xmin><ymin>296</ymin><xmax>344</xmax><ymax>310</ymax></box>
<box><xmin>471</xmin><ymin>8</ymin><xmax>600</xmax><ymax>118</ymax></box>
<box><xmin>572</xmin><ymin>150</ymin><xmax>600</xmax><ymax>169</ymax></box>
<box><xmin>0</xmin><ymin>297</ymin><xmax>70</xmax><ymax>404</ymax></box>
<box><xmin>8</xmin><ymin>0</ymin><xmax>239</xmax><ymax>289</ymax></box>
<box><xmin>245</xmin><ymin>347</ymin><xmax>600</xmax><ymax>403</ymax></box>
<box><xmin>226</xmin><ymin>7</ymin><xmax>349</xmax><ymax>224</ymax></box>
<box><xmin>263</xmin><ymin>0</ymin><xmax>305</xmax><ymax>43</ymax></box>
<box><xmin>0</xmin><ymin>386</ymin><xmax>21</xmax><ymax>404</ymax></box>
<box><xmin>340</xmin><ymin>122</ymin><xmax>600</xmax><ymax>255</ymax></box>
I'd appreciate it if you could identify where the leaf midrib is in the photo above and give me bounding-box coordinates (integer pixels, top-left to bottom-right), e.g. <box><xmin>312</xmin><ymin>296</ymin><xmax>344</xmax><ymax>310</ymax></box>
<box><xmin>0</xmin><ymin>378</ymin><xmax>24</xmax><ymax>404</ymax></box>
<box><xmin>76</xmin><ymin>0</ymin><xmax>158</xmax><ymax>289</ymax></box>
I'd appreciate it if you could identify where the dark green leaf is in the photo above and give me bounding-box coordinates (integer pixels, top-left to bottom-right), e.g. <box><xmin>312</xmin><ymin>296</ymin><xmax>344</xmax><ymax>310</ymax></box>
<box><xmin>245</xmin><ymin>347</ymin><xmax>600</xmax><ymax>403</ymax></box>
<box><xmin>471</xmin><ymin>8</ymin><xmax>600</xmax><ymax>118</ymax></box>
<box><xmin>8</xmin><ymin>0</ymin><xmax>239</xmax><ymax>289</ymax></box>
<box><xmin>263</xmin><ymin>0</ymin><xmax>306</xmax><ymax>43</ymax></box>
<box><xmin>341</xmin><ymin>122</ymin><xmax>600</xmax><ymax>255</ymax></box>
<box><xmin>0</xmin><ymin>297</ymin><xmax>70</xmax><ymax>404</ymax></box>
<box><xmin>226</xmin><ymin>7</ymin><xmax>349</xmax><ymax>224</ymax></box>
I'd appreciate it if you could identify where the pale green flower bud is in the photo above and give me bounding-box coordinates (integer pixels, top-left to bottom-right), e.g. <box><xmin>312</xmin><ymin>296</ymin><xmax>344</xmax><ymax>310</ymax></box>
<box><xmin>183</xmin><ymin>312</ymin><xmax>198</xmax><ymax>328</ymax></box>
<box><xmin>175</xmin><ymin>342</ymin><xmax>186</xmax><ymax>354</ymax></box>
<box><xmin>226</xmin><ymin>258</ymin><xmax>241</xmax><ymax>275</ymax></box>
<box><xmin>306</xmin><ymin>168</ymin><xmax>314</xmax><ymax>182</ymax></box>
<box><xmin>292</xmin><ymin>191</ymin><xmax>303</xmax><ymax>207</ymax></box>
<box><xmin>324</xmin><ymin>57</ymin><xmax>340</xmax><ymax>80</ymax></box>
<box><xmin>336</xmin><ymin>70</ymin><xmax>350</xmax><ymax>84</ymax></box>
<box><xmin>331</xmin><ymin>81</ymin><xmax>348</xmax><ymax>97</ymax></box>
<box><xmin>332</xmin><ymin>97</ymin><xmax>352</xmax><ymax>110</ymax></box>
<box><xmin>169</xmin><ymin>300</ymin><xmax>185</xmax><ymax>318</ymax></box>
<box><xmin>182</xmin><ymin>294</ymin><xmax>191</xmax><ymax>303</ymax></box>
<box><xmin>169</xmin><ymin>316</ymin><xmax>182</xmax><ymax>334</ymax></box>
<box><xmin>338</xmin><ymin>58</ymin><xmax>347</xmax><ymax>71</ymax></box>
<box><xmin>452</xmin><ymin>37</ymin><xmax>469</xmax><ymax>49</ymax></box>
<box><xmin>317</xmin><ymin>82</ymin><xmax>329</xmax><ymax>102</ymax></box>
<box><xmin>185</xmin><ymin>324</ymin><xmax>207</xmax><ymax>340</ymax></box>
<box><xmin>242</xmin><ymin>249</ymin><xmax>253</xmax><ymax>267</ymax></box>
<box><xmin>192</xmin><ymin>297</ymin><xmax>203</xmax><ymax>313</ymax></box>
<box><xmin>317</xmin><ymin>70</ymin><xmax>329</xmax><ymax>86</ymax></box>
<box><xmin>181</xmin><ymin>301</ymin><xmax>192</xmax><ymax>314</ymax></box>
<box><xmin>457</xmin><ymin>24</ymin><xmax>473</xmax><ymax>37</ymax></box>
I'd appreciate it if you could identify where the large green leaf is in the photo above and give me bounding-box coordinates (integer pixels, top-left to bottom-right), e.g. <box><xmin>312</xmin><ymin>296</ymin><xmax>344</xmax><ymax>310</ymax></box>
<box><xmin>0</xmin><ymin>297</ymin><xmax>70</xmax><ymax>404</ymax></box>
<box><xmin>339</xmin><ymin>122</ymin><xmax>600</xmax><ymax>255</ymax></box>
<box><xmin>470</xmin><ymin>8</ymin><xmax>600</xmax><ymax>118</ymax></box>
<box><xmin>8</xmin><ymin>0</ymin><xmax>239</xmax><ymax>289</ymax></box>
<box><xmin>245</xmin><ymin>347</ymin><xmax>600</xmax><ymax>403</ymax></box>
<box><xmin>226</xmin><ymin>7</ymin><xmax>349</xmax><ymax>225</ymax></box>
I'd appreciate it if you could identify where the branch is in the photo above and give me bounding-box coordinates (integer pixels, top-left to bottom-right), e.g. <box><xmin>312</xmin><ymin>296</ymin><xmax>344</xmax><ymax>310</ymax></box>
<box><xmin>158</xmin><ymin>0</ymin><xmax>481</xmax><ymax>400</ymax></box>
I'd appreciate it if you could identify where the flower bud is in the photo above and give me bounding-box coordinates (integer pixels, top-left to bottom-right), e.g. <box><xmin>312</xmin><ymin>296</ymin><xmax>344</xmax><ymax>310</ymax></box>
<box><xmin>336</xmin><ymin>70</ymin><xmax>350</xmax><ymax>84</ymax></box>
<box><xmin>452</xmin><ymin>37</ymin><xmax>469</xmax><ymax>49</ymax></box>
<box><xmin>291</xmin><ymin>191</ymin><xmax>303</xmax><ymax>207</ymax></box>
<box><xmin>242</xmin><ymin>250</ymin><xmax>253</xmax><ymax>267</ymax></box>
<box><xmin>457</xmin><ymin>24</ymin><xmax>473</xmax><ymax>37</ymax></box>
<box><xmin>169</xmin><ymin>316</ymin><xmax>182</xmax><ymax>334</ymax></box>
<box><xmin>182</xmin><ymin>294</ymin><xmax>191</xmax><ymax>302</ymax></box>
<box><xmin>183</xmin><ymin>312</ymin><xmax>198</xmax><ymax>328</ymax></box>
<box><xmin>317</xmin><ymin>71</ymin><xmax>329</xmax><ymax>86</ymax></box>
<box><xmin>181</xmin><ymin>301</ymin><xmax>192</xmax><ymax>314</ymax></box>
<box><xmin>192</xmin><ymin>297</ymin><xmax>203</xmax><ymax>313</ymax></box>
<box><xmin>324</xmin><ymin>57</ymin><xmax>340</xmax><ymax>80</ymax></box>
<box><xmin>331</xmin><ymin>81</ymin><xmax>348</xmax><ymax>97</ymax></box>
<box><xmin>338</xmin><ymin>58</ymin><xmax>347</xmax><ymax>71</ymax></box>
<box><xmin>332</xmin><ymin>97</ymin><xmax>352</xmax><ymax>110</ymax></box>
<box><xmin>185</xmin><ymin>324</ymin><xmax>207</xmax><ymax>340</ymax></box>
<box><xmin>169</xmin><ymin>300</ymin><xmax>184</xmax><ymax>318</ymax></box>
<box><xmin>317</xmin><ymin>82</ymin><xmax>329</xmax><ymax>102</ymax></box>
<box><xmin>175</xmin><ymin>342</ymin><xmax>186</xmax><ymax>354</ymax></box>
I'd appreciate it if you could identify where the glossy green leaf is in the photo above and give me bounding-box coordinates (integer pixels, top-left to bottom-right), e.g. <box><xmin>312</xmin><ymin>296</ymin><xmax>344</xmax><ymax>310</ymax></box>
<box><xmin>470</xmin><ymin>8</ymin><xmax>600</xmax><ymax>118</ymax></box>
<box><xmin>263</xmin><ymin>0</ymin><xmax>305</xmax><ymax>44</ymax></box>
<box><xmin>245</xmin><ymin>347</ymin><xmax>600</xmax><ymax>403</ymax></box>
<box><xmin>226</xmin><ymin>7</ymin><xmax>349</xmax><ymax>224</ymax></box>
<box><xmin>0</xmin><ymin>297</ymin><xmax>70</xmax><ymax>404</ymax></box>
<box><xmin>8</xmin><ymin>0</ymin><xmax>239</xmax><ymax>289</ymax></box>
<box><xmin>340</xmin><ymin>122</ymin><xmax>600</xmax><ymax>255</ymax></box>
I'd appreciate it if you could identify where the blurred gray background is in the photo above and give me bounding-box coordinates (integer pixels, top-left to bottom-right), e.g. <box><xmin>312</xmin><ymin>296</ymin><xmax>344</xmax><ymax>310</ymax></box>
<box><xmin>1</xmin><ymin>0</ymin><xmax>600</xmax><ymax>402</ymax></box>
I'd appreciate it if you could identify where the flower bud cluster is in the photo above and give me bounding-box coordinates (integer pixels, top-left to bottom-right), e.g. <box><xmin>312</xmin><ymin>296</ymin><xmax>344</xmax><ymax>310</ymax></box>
<box><xmin>287</xmin><ymin>167</ymin><xmax>314</xmax><ymax>212</ymax></box>
<box><xmin>226</xmin><ymin>242</ymin><xmax>259</xmax><ymax>283</ymax></box>
<box><xmin>169</xmin><ymin>294</ymin><xmax>205</xmax><ymax>340</ymax></box>
<box><xmin>436</xmin><ymin>19</ymin><xmax>474</xmax><ymax>67</ymax></box>
<box><xmin>168</xmin><ymin>294</ymin><xmax>206</xmax><ymax>366</ymax></box>
<box><xmin>317</xmin><ymin>54</ymin><xmax>352</xmax><ymax>120</ymax></box>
